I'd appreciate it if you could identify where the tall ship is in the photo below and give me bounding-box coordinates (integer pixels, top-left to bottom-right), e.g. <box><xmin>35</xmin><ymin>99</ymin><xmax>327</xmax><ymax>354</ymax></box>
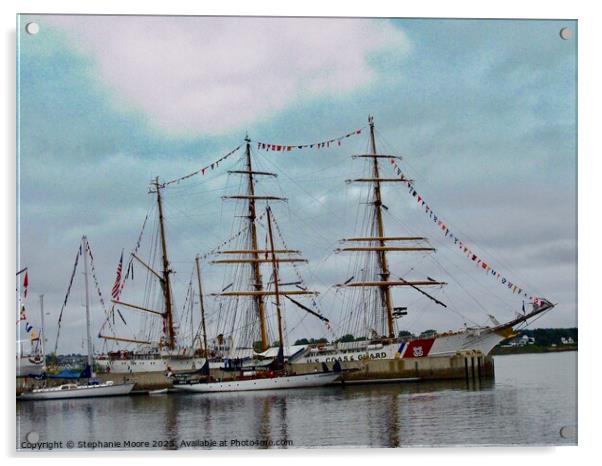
<box><xmin>290</xmin><ymin>117</ymin><xmax>554</xmax><ymax>366</ymax></box>
<box><xmin>95</xmin><ymin>178</ymin><xmax>205</xmax><ymax>374</ymax></box>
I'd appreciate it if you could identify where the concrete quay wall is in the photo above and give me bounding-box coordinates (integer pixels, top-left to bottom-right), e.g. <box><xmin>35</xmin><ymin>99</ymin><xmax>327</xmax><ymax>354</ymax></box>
<box><xmin>290</xmin><ymin>351</ymin><xmax>494</xmax><ymax>383</ymax></box>
<box><xmin>17</xmin><ymin>352</ymin><xmax>493</xmax><ymax>394</ymax></box>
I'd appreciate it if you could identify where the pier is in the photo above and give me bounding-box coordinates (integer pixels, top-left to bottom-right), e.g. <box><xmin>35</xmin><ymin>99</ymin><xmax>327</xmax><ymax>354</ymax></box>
<box><xmin>17</xmin><ymin>351</ymin><xmax>493</xmax><ymax>395</ymax></box>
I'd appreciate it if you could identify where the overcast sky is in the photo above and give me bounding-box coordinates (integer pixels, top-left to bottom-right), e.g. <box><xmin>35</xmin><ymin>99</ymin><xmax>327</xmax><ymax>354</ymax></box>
<box><xmin>17</xmin><ymin>16</ymin><xmax>577</xmax><ymax>354</ymax></box>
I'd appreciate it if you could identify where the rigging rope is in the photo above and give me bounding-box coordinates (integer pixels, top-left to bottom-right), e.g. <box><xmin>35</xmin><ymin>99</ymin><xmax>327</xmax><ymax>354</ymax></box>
<box><xmin>84</xmin><ymin>238</ymin><xmax>108</xmax><ymax>314</ymax></box>
<box><xmin>53</xmin><ymin>243</ymin><xmax>82</xmax><ymax>355</ymax></box>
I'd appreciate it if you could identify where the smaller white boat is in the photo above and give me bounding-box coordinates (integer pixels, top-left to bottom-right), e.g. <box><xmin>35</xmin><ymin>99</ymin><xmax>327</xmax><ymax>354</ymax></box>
<box><xmin>148</xmin><ymin>388</ymin><xmax>169</xmax><ymax>395</ymax></box>
<box><xmin>174</xmin><ymin>370</ymin><xmax>340</xmax><ymax>393</ymax></box>
<box><xmin>19</xmin><ymin>380</ymin><xmax>135</xmax><ymax>401</ymax></box>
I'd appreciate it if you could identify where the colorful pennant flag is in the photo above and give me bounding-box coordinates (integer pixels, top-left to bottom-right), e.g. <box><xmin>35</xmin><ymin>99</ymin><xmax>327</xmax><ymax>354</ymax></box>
<box><xmin>255</xmin><ymin>127</ymin><xmax>364</xmax><ymax>153</ymax></box>
<box><xmin>162</xmin><ymin>144</ymin><xmax>243</xmax><ymax>187</ymax></box>
<box><xmin>388</xmin><ymin>158</ymin><xmax>536</xmax><ymax>302</ymax></box>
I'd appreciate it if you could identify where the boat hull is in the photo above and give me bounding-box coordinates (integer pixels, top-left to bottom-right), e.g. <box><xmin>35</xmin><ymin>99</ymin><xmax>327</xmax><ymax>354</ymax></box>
<box><xmin>292</xmin><ymin>328</ymin><xmax>507</xmax><ymax>365</ymax></box>
<box><xmin>19</xmin><ymin>382</ymin><xmax>135</xmax><ymax>401</ymax></box>
<box><xmin>175</xmin><ymin>372</ymin><xmax>340</xmax><ymax>393</ymax></box>
<box><xmin>96</xmin><ymin>356</ymin><xmax>206</xmax><ymax>374</ymax></box>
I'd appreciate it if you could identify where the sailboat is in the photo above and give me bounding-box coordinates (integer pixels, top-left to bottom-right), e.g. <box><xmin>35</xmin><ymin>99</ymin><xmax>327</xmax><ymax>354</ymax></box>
<box><xmin>290</xmin><ymin>116</ymin><xmax>555</xmax><ymax>366</ymax></box>
<box><xmin>95</xmin><ymin>178</ymin><xmax>205</xmax><ymax>374</ymax></box>
<box><xmin>19</xmin><ymin>236</ymin><xmax>135</xmax><ymax>400</ymax></box>
<box><xmin>174</xmin><ymin>137</ymin><xmax>341</xmax><ymax>392</ymax></box>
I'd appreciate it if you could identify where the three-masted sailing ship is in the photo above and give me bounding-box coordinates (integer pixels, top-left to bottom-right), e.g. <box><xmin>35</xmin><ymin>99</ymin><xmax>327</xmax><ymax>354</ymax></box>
<box><xmin>95</xmin><ymin>178</ymin><xmax>205</xmax><ymax>374</ymax></box>
<box><xmin>290</xmin><ymin>116</ymin><xmax>554</xmax><ymax>366</ymax></box>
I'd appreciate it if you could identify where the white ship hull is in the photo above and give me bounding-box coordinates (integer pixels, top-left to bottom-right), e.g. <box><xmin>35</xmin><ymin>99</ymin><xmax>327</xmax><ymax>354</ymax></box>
<box><xmin>19</xmin><ymin>382</ymin><xmax>135</xmax><ymax>400</ymax></box>
<box><xmin>175</xmin><ymin>371</ymin><xmax>340</xmax><ymax>393</ymax></box>
<box><xmin>291</xmin><ymin>293</ymin><xmax>554</xmax><ymax>369</ymax></box>
<box><xmin>96</xmin><ymin>356</ymin><xmax>206</xmax><ymax>374</ymax></box>
<box><xmin>292</xmin><ymin>328</ymin><xmax>508</xmax><ymax>365</ymax></box>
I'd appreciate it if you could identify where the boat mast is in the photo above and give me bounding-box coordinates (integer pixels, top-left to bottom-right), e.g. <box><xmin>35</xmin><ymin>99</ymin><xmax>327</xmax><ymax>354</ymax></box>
<box><xmin>266</xmin><ymin>206</ymin><xmax>284</xmax><ymax>351</ymax></box>
<box><xmin>39</xmin><ymin>294</ymin><xmax>45</xmax><ymax>358</ymax></box>
<box><xmin>243</xmin><ymin>137</ymin><xmax>270</xmax><ymax>351</ymax></box>
<box><xmin>189</xmin><ymin>288</ymin><xmax>194</xmax><ymax>348</ymax></box>
<box><xmin>153</xmin><ymin>177</ymin><xmax>176</xmax><ymax>350</ymax></box>
<box><xmin>82</xmin><ymin>236</ymin><xmax>94</xmax><ymax>369</ymax></box>
<box><xmin>337</xmin><ymin>116</ymin><xmax>445</xmax><ymax>339</ymax></box>
<box><xmin>195</xmin><ymin>255</ymin><xmax>208</xmax><ymax>355</ymax></box>
<box><xmin>216</xmin><ymin>137</ymin><xmax>314</xmax><ymax>351</ymax></box>
<box><xmin>368</xmin><ymin>116</ymin><xmax>395</xmax><ymax>338</ymax></box>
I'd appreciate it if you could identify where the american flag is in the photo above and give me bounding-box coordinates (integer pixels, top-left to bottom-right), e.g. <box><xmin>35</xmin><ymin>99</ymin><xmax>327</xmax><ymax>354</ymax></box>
<box><xmin>111</xmin><ymin>251</ymin><xmax>124</xmax><ymax>299</ymax></box>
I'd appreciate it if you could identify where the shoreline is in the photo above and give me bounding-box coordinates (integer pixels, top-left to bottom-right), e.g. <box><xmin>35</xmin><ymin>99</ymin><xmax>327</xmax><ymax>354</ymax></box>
<box><xmin>491</xmin><ymin>345</ymin><xmax>577</xmax><ymax>356</ymax></box>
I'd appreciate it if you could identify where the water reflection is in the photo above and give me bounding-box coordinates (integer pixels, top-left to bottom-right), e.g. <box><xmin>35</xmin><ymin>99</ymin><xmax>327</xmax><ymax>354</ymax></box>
<box><xmin>17</xmin><ymin>352</ymin><xmax>577</xmax><ymax>449</ymax></box>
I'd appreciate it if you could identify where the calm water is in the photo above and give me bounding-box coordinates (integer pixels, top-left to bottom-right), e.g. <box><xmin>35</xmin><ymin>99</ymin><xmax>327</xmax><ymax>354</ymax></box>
<box><xmin>16</xmin><ymin>352</ymin><xmax>577</xmax><ymax>450</ymax></box>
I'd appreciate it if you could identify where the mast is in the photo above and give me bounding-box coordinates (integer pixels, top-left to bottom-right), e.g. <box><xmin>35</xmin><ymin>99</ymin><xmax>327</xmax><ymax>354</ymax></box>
<box><xmin>266</xmin><ymin>206</ymin><xmax>284</xmax><ymax>352</ymax></box>
<box><xmin>189</xmin><ymin>289</ymin><xmax>194</xmax><ymax>348</ymax></box>
<box><xmin>195</xmin><ymin>255</ymin><xmax>208</xmax><ymax>355</ymax></box>
<box><xmin>216</xmin><ymin>136</ymin><xmax>316</xmax><ymax>352</ymax></box>
<box><xmin>368</xmin><ymin>116</ymin><xmax>395</xmax><ymax>338</ymax></box>
<box><xmin>244</xmin><ymin>137</ymin><xmax>269</xmax><ymax>351</ymax></box>
<box><xmin>154</xmin><ymin>177</ymin><xmax>176</xmax><ymax>350</ymax></box>
<box><xmin>82</xmin><ymin>236</ymin><xmax>94</xmax><ymax>370</ymax></box>
<box><xmin>39</xmin><ymin>294</ymin><xmax>45</xmax><ymax>358</ymax></box>
<box><xmin>337</xmin><ymin>116</ymin><xmax>445</xmax><ymax>339</ymax></box>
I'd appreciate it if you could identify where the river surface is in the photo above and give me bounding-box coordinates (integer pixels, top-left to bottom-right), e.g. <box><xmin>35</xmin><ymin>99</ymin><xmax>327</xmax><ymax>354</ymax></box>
<box><xmin>16</xmin><ymin>351</ymin><xmax>577</xmax><ymax>450</ymax></box>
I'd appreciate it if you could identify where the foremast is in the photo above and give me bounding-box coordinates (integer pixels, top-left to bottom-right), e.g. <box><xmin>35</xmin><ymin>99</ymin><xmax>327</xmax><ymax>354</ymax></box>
<box><xmin>337</xmin><ymin>116</ymin><xmax>446</xmax><ymax>339</ymax></box>
<box><xmin>103</xmin><ymin>179</ymin><xmax>177</xmax><ymax>350</ymax></box>
<box><xmin>153</xmin><ymin>177</ymin><xmax>176</xmax><ymax>350</ymax></box>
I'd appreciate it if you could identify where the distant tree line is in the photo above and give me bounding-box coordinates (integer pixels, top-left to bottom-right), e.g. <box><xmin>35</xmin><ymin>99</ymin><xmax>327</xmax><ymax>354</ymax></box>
<box><xmin>293</xmin><ymin>328</ymin><xmax>577</xmax><ymax>346</ymax></box>
<box><xmin>514</xmin><ymin>328</ymin><xmax>577</xmax><ymax>346</ymax></box>
<box><xmin>293</xmin><ymin>329</ymin><xmax>439</xmax><ymax>345</ymax></box>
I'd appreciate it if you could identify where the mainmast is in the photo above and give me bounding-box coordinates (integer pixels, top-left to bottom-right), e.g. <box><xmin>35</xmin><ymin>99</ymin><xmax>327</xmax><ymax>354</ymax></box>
<box><xmin>244</xmin><ymin>137</ymin><xmax>268</xmax><ymax>351</ymax></box>
<box><xmin>153</xmin><ymin>177</ymin><xmax>176</xmax><ymax>350</ymax></box>
<box><xmin>337</xmin><ymin>116</ymin><xmax>445</xmax><ymax>339</ymax></box>
<box><xmin>368</xmin><ymin>116</ymin><xmax>395</xmax><ymax>337</ymax></box>
<box><xmin>213</xmin><ymin>136</ymin><xmax>316</xmax><ymax>352</ymax></box>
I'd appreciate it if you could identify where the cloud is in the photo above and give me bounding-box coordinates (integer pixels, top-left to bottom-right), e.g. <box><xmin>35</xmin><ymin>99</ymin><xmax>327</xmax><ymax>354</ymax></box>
<box><xmin>44</xmin><ymin>16</ymin><xmax>410</xmax><ymax>136</ymax></box>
